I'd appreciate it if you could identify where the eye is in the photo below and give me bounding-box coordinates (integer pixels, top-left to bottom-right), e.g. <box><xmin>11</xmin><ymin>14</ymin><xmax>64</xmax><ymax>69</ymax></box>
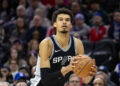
<box><xmin>66</xmin><ymin>18</ymin><xmax>70</xmax><ymax>21</ymax></box>
<box><xmin>59</xmin><ymin>17</ymin><xmax>63</xmax><ymax>21</ymax></box>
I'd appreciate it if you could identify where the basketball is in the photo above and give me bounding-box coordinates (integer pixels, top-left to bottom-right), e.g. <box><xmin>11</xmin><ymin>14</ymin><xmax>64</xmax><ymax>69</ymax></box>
<box><xmin>72</xmin><ymin>55</ymin><xmax>95</xmax><ymax>78</ymax></box>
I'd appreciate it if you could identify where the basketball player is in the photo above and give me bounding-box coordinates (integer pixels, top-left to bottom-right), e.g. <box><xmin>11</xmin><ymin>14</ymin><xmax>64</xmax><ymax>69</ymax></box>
<box><xmin>32</xmin><ymin>8</ymin><xmax>97</xmax><ymax>86</ymax></box>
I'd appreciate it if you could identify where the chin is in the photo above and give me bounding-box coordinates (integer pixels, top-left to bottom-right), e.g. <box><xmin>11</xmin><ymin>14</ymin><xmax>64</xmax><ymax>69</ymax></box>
<box><xmin>61</xmin><ymin>30</ymin><xmax>68</xmax><ymax>33</ymax></box>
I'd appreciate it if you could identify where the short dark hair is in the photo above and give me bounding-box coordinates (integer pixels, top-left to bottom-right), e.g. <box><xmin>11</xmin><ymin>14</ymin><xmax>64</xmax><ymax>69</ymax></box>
<box><xmin>52</xmin><ymin>8</ymin><xmax>73</xmax><ymax>24</ymax></box>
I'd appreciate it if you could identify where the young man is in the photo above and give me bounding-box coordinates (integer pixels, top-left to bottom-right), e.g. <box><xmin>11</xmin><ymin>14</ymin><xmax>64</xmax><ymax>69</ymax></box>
<box><xmin>36</xmin><ymin>8</ymin><xmax>97</xmax><ymax>86</ymax></box>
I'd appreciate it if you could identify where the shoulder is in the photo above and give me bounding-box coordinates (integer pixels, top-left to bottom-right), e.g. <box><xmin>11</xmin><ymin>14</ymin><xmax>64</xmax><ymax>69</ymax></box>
<box><xmin>74</xmin><ymin>37</ymin><xmax>83</xmax><ymax>45</ymax></box>
<box><xmin>39</xmin><ymin>37</ymin><xmax>53</xmax><ymax>58</ymax></box>
<box><xmin>73</xmin><ymin>37</ymin><xmax>84</xmax><ymax>55</ymax></box>
<box><xmin>40</xmin><ymin>37</ymin><xmax>53</xmax><ymax>48</ymax></box>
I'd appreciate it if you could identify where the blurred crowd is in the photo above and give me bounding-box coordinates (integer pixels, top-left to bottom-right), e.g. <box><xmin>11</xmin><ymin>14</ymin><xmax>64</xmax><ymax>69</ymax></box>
<box><xmin>0</xmin><ymin>0</ymin><xmax>120</xmax><ymax>86</ymax></box>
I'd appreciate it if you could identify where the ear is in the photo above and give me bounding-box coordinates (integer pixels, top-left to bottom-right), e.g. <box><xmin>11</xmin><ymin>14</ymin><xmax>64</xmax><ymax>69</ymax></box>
<box><xmin>53</xmin><ymin>23</ymin><xmax>56</xmax><ymax>27</ymax></box>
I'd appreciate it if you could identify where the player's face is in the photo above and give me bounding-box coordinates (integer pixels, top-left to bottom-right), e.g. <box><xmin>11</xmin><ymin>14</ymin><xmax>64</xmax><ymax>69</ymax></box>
<box><xmin>54</xmin><ymin>14</ymin><xmax>72</xmax><ymax>34</ymax></box>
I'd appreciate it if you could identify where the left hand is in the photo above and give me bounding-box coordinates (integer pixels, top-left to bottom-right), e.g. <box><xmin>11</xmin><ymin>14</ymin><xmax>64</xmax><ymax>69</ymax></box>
<box><xmin>82</xmin><ymin>61</ymin><xmax>98</xmax><ymax>84</ymax></box>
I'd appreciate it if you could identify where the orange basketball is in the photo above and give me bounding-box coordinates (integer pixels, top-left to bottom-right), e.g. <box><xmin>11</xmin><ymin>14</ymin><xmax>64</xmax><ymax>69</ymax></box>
<box><xmin>72</xmin><ymin>55</ymin><xmax>95</xmax><ymax>78</ymax></box>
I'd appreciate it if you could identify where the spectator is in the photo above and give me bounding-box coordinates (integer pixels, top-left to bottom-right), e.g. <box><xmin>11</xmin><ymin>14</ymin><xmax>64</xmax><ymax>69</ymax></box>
<box><xmin>12</xmin><ymin>39</ymin><xmax>26</xmax><ymax>56</ymax></box>
<box><xmin>9</xmin><ymin>17</ymin><xmax>28</xmax><ymax>43</ymax></box>
<box><xmin>15</xmin><ymin>5</ymin><xmax>26</xmax><ymax>19</ymax></box>
<box><xmin>69</xmin><ymin>0</ymin><xmax>89</xmax><ymax>24</ymax></box>
<box><xmin>27</xmin><ymin>54</ymin><xmax>37</xmax><ymax>71</ymax></box>
<box><xmin>68</xmin><ymin>74</ymin><xmax>83</xmax><ymax>86</ymax></box>
<box><xmin>31</xmin><ymin>30</ymin><xmax>40</xmax><ymax>41</ymax></box>
<box><xmin>26</xmin><ymin>0</ymin><xmax>47</xmax><ymax>24</ymax></box>
<box><xmin>0</xmin><ymin>66</ymin><xmax>11</xmax><ymax>82</ymax></box>
<box><xmin>70</xmin><ymin>13</ymin><xmax>90</xmax><ymax>40</ymax></box>
<box><xmin>69</xmin><ymin>1</ymin><xmax>81</xmax><ymax>17</ymax></box>
<box><xmin>14</xmin><ymin>72</ymin><xmax>27</xmax><ymax>85</ymax></box>
<box><xmin>0</xmin><ymin>0</ymin><xmax>14</xmax><ymax>24</ymax></box>
<box><xmin>9</xmin><ymin>5</ymin><xmax>26</xmax><ymax>22</ymax></box>
<box><xmin>88</xmin><ymin>1</ymin><xmax>109</xmax><ymax>25</ymax></box>
<box><xmin>18</xmin><ymin>0</ymin><xmax>29</xmax><ymax>8</ymax></box>
<box><xmin>99</xmin><ymin>65</ymin><xmax>119</xmax><ymax>86</ymax></box>
<box><xmin>94</xmin><ymin>71</ymin><xmax>117</xmax><ymax>86</ymax></box>
<box><xmin>89</xmin><ymin>12</ymin><xmax>107</xmax><ymax>42</ymax></box>
<box><xmin>93</xmin><ymin>77</ymin><xmax>106</xmax><ymax>86</ymax></box>
<box><xmin>8</xmin><ymin>59</ymin><xmax>19</xmax><ymax>78</ymax></box>
<box><xmin>34</xmin><ymin>8</ymin><xmax>51</xmax><ymax>28</ymax></box>
<box><xmin>19</xmin><ymin>66</ymin><xmax>30</xmax><ymax>80</ymax></box>
<box><xmin>108</xmin><ymin>10</ymin><xmax>120</xmax><ymax>64</ymax></box>
<box><xmin>0</xmin><ymin>82</ymin><xmax>10</xmax><ymax>86</ymax></box>
<box><xmin>26</xmin><ymin>15</ymin><xmax>47</xmax><ymax>42</ymax></box>
<box><xmin>28</xmin><ymin>39</ymin><xmax>39</xmax><ymax>55</ymax></box>
<box><xmin>3</xmin><ymin>5</ymin><xmax>27</xmax><ymax>40</ymax></box>
<box><xmin>5</xmin><ymin>47</ymin><xmax>27</xmax><ymax>67</ymax></box>
<box><xmin>16</xmin><ymin>81</ymin><xmax>28</xmax><ymax>86</ymax></box>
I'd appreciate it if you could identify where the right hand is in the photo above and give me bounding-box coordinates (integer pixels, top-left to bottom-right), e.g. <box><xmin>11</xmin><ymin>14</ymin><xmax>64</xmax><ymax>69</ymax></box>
<box><xmin>68</xmin><ymin>55</ymin><xmax>83</xmax><ymax>71</ymax></box>
<box><xmin>61</xmin><ymin>55</ymin><xmax>82</xmax><ymax>76</ymax></box>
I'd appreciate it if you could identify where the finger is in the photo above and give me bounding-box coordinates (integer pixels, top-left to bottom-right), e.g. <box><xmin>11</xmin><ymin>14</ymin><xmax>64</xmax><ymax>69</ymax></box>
<box><xmin>92</xmin><ymin>59</ymin><xmax>96</xmax><ymax>64</ymax></box>
<box><xmin>78</xmin><ymin>54</ymin><xmax>83</xmax><ymax>57</ymax></box>
<box><xmin>72</xmin><ymin>57</ymin><xmax>81</xmax><ymax>61</ymax></box>
<box><xmin>72</xmin><ymin>65</ymin><xmax>75</xmax><ymax>68</ymax></box>
<box><xmin>89</xmin><ymin>71</ymin><xmax>96</xmax><ymax>76</ymax></box>
<box><xmin>71</xmin><ymin>61</ymin><xmax>78</xmax><ymax>65</ymax></box>
<box><xmin>91</xmin><ymin>66</ymin><xmax>98</xmax><ymax>72</ymax></box>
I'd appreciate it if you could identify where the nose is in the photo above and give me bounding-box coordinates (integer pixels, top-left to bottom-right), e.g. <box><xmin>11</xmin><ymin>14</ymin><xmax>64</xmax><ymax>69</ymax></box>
<box><xmin>63</xmin><ymin>20</ymin><xmax>66</xmax><ymax>24</ymax></box>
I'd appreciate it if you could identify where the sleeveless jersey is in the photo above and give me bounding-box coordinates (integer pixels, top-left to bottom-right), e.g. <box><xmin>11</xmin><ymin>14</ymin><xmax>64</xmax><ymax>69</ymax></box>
<box><xmin>31</xmin><ymin>35</ymin><xmax>77</xmax><ymax>86</ymax></box>
<box><xmin>47</xmin><ymin>35</ymin><xmax>77</xmax><ymax>86</ymax></box>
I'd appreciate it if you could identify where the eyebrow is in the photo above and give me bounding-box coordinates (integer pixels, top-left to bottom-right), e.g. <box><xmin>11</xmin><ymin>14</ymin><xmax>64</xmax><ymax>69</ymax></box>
<box><xmin>58</xmin><ymin>16</ymin><xmax>70</xmax><ymax>19</ymax></box>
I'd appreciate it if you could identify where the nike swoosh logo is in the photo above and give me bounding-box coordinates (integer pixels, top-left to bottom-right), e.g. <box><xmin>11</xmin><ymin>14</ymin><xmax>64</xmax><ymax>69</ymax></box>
<box><xmin>55</xmin><ymin>50</ymin><xmax>61</xmax><ymax>53</ymax></box>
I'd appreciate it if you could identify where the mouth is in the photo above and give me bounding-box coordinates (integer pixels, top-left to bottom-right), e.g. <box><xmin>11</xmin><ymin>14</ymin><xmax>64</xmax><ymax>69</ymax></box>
<box><xmin>62</xmin><ymin>25</ymin><xmax>67</xmax><ymax>29</ymax></box>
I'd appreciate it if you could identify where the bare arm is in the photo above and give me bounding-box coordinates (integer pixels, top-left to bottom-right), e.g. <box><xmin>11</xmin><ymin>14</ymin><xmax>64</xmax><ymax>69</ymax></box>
<box><xmin>75</xmin><ymin>38</ymin><xmax>84</xmax><ymax>55</ymax></box>
<box><xmin>40</xmin><ymin>38</ymin><xmax>52</xmax><ymax>68</ymax></box>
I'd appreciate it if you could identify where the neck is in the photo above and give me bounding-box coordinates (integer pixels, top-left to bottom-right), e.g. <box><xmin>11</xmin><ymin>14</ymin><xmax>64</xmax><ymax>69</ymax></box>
<box><xmin>55</xmin><ymin>32</ymin><xmax>70</xmax><ymax>49</ymax></box>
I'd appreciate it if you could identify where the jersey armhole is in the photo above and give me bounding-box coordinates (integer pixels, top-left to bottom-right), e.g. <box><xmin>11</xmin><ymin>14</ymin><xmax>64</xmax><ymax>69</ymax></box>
<box><xmin>48</xmin><ymin>37</ymin><xmax>54</xmax><ymax>60</ymax></box>
<box><xmin>73</xmin><ymin>37</ymin><xmax>77</xmax><ymax>55</ymax></box>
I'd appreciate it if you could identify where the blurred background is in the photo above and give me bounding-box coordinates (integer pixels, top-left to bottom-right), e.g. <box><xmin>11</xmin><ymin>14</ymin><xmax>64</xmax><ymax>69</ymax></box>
<box><xmin>0</xmin><ymin>0</ymin><xmax>120</xmax><ymax>86</ymax></box>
